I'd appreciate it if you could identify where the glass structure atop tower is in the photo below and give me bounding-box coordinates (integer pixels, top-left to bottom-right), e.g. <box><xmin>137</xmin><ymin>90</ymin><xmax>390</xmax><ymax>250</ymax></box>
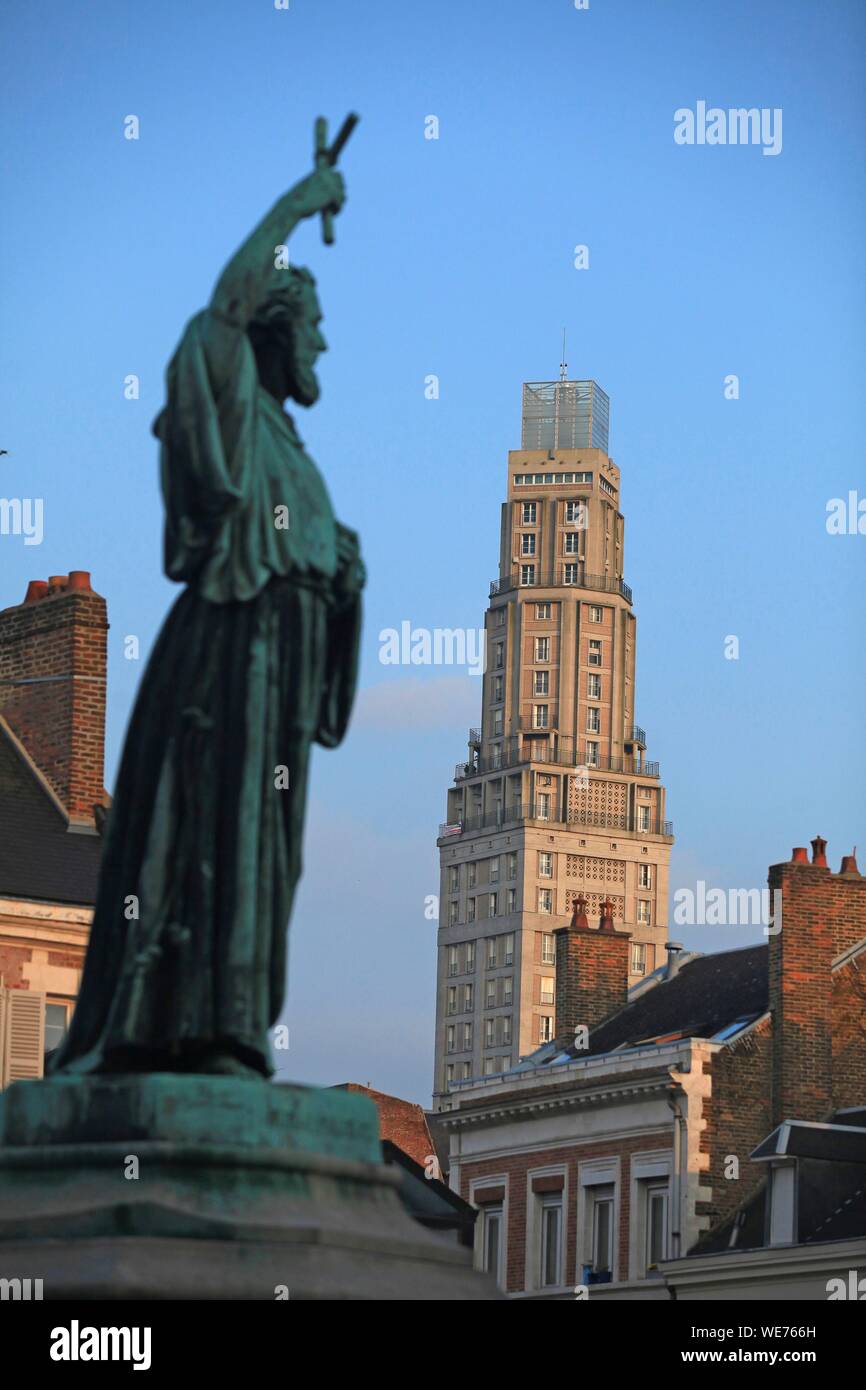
<box><xmin>521</xmin><ymin>380</ymin><xmax>610</xmax><ymax>454</ymax></box>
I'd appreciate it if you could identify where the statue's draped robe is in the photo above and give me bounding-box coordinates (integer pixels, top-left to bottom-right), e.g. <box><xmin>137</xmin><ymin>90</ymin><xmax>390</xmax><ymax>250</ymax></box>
<box><xmin>52</xmin><ymin>308</ymin><xmax>364</xmax><ymax>1075</ymax></box>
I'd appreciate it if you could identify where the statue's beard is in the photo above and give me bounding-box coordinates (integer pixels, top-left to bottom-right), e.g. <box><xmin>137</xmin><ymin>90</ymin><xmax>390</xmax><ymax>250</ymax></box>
<box><xmin>289</xmin><ymin>360</ymin><xmax>320</xmax><ymax>407</ymax></box>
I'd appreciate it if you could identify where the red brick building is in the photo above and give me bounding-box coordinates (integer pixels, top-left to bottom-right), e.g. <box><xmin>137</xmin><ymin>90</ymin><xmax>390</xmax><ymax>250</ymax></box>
<box><xmin>437</xmin><ymin>839</ymin><xmax>866</xmax><ymax>1297</ymax></box>
<box><xmin>0</xmin><ymin>574</ymin><xmax>107</xmax><ymax>1083</ymax></box>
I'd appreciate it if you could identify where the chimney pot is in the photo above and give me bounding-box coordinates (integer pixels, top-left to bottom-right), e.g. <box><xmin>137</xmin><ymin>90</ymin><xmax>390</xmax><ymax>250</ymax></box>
<box><xmin>791</xmin><ymin>847</ymin><xmax>809</xmax><ymax>863</ymax></box>
<box><xmin>23</xmin><ymin>580</ymin><xmax>48</xmax><ymax>604</ymax></box>
<box><xmin>810</xmin><ymin>835</ymin><xmax>828</xmax><ymax>867</ymax></box>
<box><xmin>839</xmin><ymin>849</ymin><xmax>860</xmax><ymax>877</ymax></box>
<box><xmin>665</xmin><ymin>942</ymin><xmax>685</xmax><ymax>979</ymax></box>
<box><xmin>67</xmin><ymin>570</ymin><xmax>92</xmax><ymax>592</ymax></box>
<box><xmin>599</xmin><ymin>897</ymin><xmax>616</xmax><ymax>933</ymax></box>
<box><xmin>569</xmin><ymin>893</ymin><xmax>589</xmax><ymax>930</ymax></box>
<box><xmin>47</xmin><ymin>575</ymin><xmax>68</xmax><ymax>592</ymax></box>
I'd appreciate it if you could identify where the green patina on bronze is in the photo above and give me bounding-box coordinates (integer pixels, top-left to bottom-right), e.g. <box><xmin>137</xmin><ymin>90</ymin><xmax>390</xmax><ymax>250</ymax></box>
<box><xmin>51</xmin><ymin>148</ymin><xmax>363</xmax><ymax>1080</ymax></box>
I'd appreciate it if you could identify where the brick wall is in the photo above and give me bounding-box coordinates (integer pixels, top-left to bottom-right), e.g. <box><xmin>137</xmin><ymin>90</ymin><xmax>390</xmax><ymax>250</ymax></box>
<box><xmin>698</xmin><ymin>1016</ymin><xmax>773</xmax><ymax>1230</ymax></box>
<box><xmin>0</xmin><ymin>574</ymin><xmax>107</xmax><ymax>822</ymax></box>
<box><xmin>0</xmin><ymin>945</ymin><xmax>32</xmax><ymax>990</ymax></box>
<box><xmin>768</xmin><ymin>846</ymin><xmax>866</xmax><ymax>1126</ymax></box>
<box><xmin>460</xmin><ymin>1129</ymin><xmax>670</xmax><ymax>1293</ymax></box>
<box><xmin>554</xmin><ymin>895</ymin><xmax>630</xmax><ymax>1036</ymax></box>
<box><xmin>832</xmin><ymin>953</ymin><xmax>866</xmax><ymax>1113</ymax></box>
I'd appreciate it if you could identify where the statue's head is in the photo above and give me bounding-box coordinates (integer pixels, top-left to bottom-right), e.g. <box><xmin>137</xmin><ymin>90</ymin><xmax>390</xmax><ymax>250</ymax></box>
<box><xmin>247</xmin><ymin>267</ymin><xmax>326</xmax><ymax>407</ymax></box>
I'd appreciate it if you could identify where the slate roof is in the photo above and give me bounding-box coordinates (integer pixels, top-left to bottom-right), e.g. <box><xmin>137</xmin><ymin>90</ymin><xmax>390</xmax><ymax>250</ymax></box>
<box><xmin>0</xmin><ymin>725</ymin><xmax>102</xmax><ymax>906</ymax></box>
<box><xmin>539</xmin><ymin>943</ymin><xmax>769</xmax><ymax>1066</ymax></box>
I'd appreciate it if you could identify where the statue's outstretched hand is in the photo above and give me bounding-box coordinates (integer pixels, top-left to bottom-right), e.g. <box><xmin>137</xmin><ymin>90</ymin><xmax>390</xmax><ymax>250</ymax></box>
<box><xmin>292</xmin><ymin>168</ymin><xmax>346</xmax><ymax>221</ymax></box>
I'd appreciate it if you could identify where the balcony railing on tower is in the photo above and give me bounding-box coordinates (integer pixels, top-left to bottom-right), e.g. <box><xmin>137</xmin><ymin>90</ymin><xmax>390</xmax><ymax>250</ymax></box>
<box><xmin>490</xmin><ymin>568</ymin><xmax>632</xmax><ymax>603</ymax></box>
<box><xmin>439</xmin><ymin>802</ymin><xmax>673</xmax><ymax>840</ymax></box>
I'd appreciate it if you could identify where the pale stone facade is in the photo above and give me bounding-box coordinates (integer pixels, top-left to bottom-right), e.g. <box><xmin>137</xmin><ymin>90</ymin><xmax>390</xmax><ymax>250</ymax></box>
<box><xmin>433</xmin><ymin>382</ymin><xmax>673</xmax><ymax>1103</ymax></box>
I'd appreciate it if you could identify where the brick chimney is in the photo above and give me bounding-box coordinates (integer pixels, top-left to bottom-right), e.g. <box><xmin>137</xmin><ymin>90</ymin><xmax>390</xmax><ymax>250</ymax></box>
<box><xmin>768</xmin><ymin>838</ymin><xmax>866</xmax><ymax>1127</ymax></box>
<box><xmin>0</xmin><ymin>573</ymin><xmax>108</xmax><ymax>826</ymax></box>
<box><xmin>554</xmin><ymin>894</ymin><xmax>631</xmax><ymax>1040</ymax></box>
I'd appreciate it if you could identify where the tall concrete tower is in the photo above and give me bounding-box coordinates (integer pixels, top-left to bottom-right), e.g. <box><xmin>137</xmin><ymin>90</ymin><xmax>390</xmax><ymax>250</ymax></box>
<box><xmin>432</xmin><ymin>380</ymin><xmax>673</xmax><ymax>1107</ymax></box>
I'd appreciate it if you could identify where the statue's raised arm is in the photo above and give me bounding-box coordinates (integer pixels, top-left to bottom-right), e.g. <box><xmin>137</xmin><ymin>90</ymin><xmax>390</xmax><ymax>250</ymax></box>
<box><xmin>210</xmin><ymin>167</ymin><xmax>346</xmax><ymax>331</ymax></box>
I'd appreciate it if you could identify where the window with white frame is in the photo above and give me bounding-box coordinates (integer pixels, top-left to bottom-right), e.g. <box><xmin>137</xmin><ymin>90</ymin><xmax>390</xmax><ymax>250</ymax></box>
<box><xmin>481</xmin><ymin>1204</ymin><xmax>504</xmax><ymax>1283</ymax></box>
<box><xmin>637</xmin><ymin>805</ymin><xmax>651</xmax><ymax>832</ymax></box>
<box><xmin>485</xmin><ymin>978</ymin><xmax>496</xmax><ymax>1008</ymax></box>
<box><xmin>503</xmin><ymin>976</ymin><xmax>513</xmax><ymax>1005</ymax></box>
<box><xmin>538</xmin><ymin>888</ymin><xmax>553</xmax><ymax>914</ymax></box>
<box><xmin>462</xmin><ymin>1021</ymin><xmax>473</xmax><ymax>1050</ymax></box>
<box><xmin>521</xmin><ymin>501</ymin><xmax>537</xmax><ymax>524</ymax></box>
<box><xmin>540</xmin><ymin>1194</ymin><xmax>563</xmax><ymax>1288</ymax></box>
<box><xmin>520</xmin><ymin>565</ymin><xmax>536</xmax><ymax>586</ymax></box>
<box><xmin>638</xmin><ymin>864</ymin><xmax>652</xmax><ymax>889</ymax></box>
<box><xmin>534</xmin><ymin>670</ymin><xmax>549</xmax><ymax>696</ymax></box>
<box><xmin>521</xmin><ymin>533</ymin><xmax>536</xmax><ymax>556</ymax></box>
<box><xmin>589</xmin><ymin>605</ymin><xmax>603</xmax><ymax>622</ymax></box>
<box><xmin>585</xmin><ymin>741</ymin><xmax>599</xmax><ymax>767</ymax></box>
<box><xmin>538</xmin><ymin>851</ymin><xmax>553</xmax><ymax>878</ymax></box>
<box><xmin>565</xmin><ymin>500</ymin><xmax>583</xmax><ymax>523</ymax></box>
<box><xmin>533</xmin><ymin>704</ymin><xmax>549</xmax><ymax>730</ymax></box>
<box><xmin>487</xmin><ymin>938</ymin><xmax>497</xmax><ymax>968</ymax></box>
<box><xmin>540</xmin><ymin>977</ymin><xmax>555</xmax><ymax>1004</ymax></box>
<box><xmin>588</xmin><ymin>639</ymin><xmax>602</xmax><ymax>666</ymax></box>
<box><xmin>485</xmin><ymin>1017</ymin><xmax>495</xmax><ymax>1046</ymax></box>
<box><xmin>464</xmin><ymin>983</ymin><xmax>474</xmax><ymax>1011</ymax></box>
<box><xmin>466</xmin><ymin>941</ymin><xmax>475</xmax><ymax>972</ymax></box>
<box><xmin>448</xmin><ymin>899</ymin><xmax>458</xmax><ymax>926</ymax></box>
<box><xmin>448</xmin><ymin>866</ymin><xmax>459</xmax><ymax>893</ymax></box>
<box><xmin>445</xmin><ymin>1063</ymin><xmax>454</xmax><ymax>1085</ymax></box>
<box><xmin>488</xmin><ymin>892</ymin><xmax>498</xmax><ymax>918</ymax></box>
<box><xmin>504</xmin><ymin>933</ymin><xmax>514</xmax><ymax>965</ymax></box>
<box><xmin>541</xmin><ymin>932</ymin><xmax>556</xmax><ymax>964</ymax></box>
<box><xmin>492</xmin><ymin>709</ymin><xmax>503</xmax><ymax>737</ymax></box>
<box><xmin>645</xmin><ymin>1185</ymin><xmax>669</xmax><ymax>1271</ymax></box>
<box><xmin>539</xmin><ymin>1015</ymin><xmax>554</xmax><ymax>1043</ymax></box>
<box><xmin>489</xmin><ymin>855</ymin><xmax>500</xmax><ymax>883</ymax></box>
<box><xmin>631</xmin><ymin>942</ymin><xmax>647</xmax><ymax>975</ymax></box>
<box><xmin>44</xmin><ymin>1001</ymin><xmax>69</xmax><ymax>1063</ymax></box>
<box><xmin>493</xmin><ymin>674</ymin><xmax>503</xmax><ymax>703</ymax></box>
<box><xmin>446</xmin><ymin>1025</ymin><xmax>456</xmax><ymax>1052</ymax></box>
<box><xmin>448</xmin><ymin>946</ymin><xmax>459</xmax><ymax>976</ymax></box>
<box><xmin>564</xmin><ymin>531</ymin><xmax>579</xmax><ymax>554</ymax></box>
<box><xmin>563</xmin><ymin>563</ymin><xmax>578</xmax><ymax>585</ymax></box>
<box><xmin>506</xmin><ymin>887</ymin><xmax>516</xmax><ymax>913</ymax></box>
<box><xmin>502</xmin><ymin>1015</ymin><xmax>512</xmax><ymax>1044</ymax></box>
<box><xmin>587</xmin><ymin>1183</ymin><xmax>615</xmax><ymax>1280</ymax></box>
<box><xmin>534</xmin><ymin>636</ymin><xmax>550</xmax><ymax>662</ymax></box>
<box><xmin>587</xmin><ymin>672</ymin><xmax>601</xmax><ymax>699</ymax></box>
<box><xmin>637</xmin><ymin>899</ymin><xmax>651</xmax><ymax>924</ymax></box>
<box><xmin>586</xmin><ymin>707</ymin><xmax>600</xmax><ymax>732</ymax></box>
<box><xmin>447</xmin><ymin>986</ymin><xmax>457</xmax><ymax>1015</ymax></box>
<box><xmin>536</xmin><ymin>792</ymin><xmax>551</xmax><ymax>819</ymax></box>
<box><xmin>467</xmin><ymin>897</ymin><xmax>476</xmax><ymax>922</ymax></box>
<box><xmin>506</xmin><ymin>851</ymin><xmax>517</xmax><ymax>879</ymax></box>
<box><xmin>468</xmin><ymin>862</ymin><xmax>476</xmax><ymax>888</ymax></box>
<box><xmin>536</xmin><ymin>602</ymin><xmax>551</xmax><ymax>620</ymax></box>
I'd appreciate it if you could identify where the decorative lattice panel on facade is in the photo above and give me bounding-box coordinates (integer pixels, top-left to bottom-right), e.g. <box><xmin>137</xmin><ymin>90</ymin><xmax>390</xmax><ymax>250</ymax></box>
<box><xmin>568</xmin><ymin>776</ymin><xmax>628</xmax><ymax>822</ymax></box>
<box><xmin>564</xmin><ymin>855</ymin><xmax>625</xmax><ymax>884</ymax></box>
<box><xmin>565</xmin><ymin>888</ymin><xmax>625</xmax><ymax>921</ymax></box>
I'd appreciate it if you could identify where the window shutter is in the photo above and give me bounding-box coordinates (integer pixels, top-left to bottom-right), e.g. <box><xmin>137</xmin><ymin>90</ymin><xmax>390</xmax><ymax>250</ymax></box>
<box><xmin>1</xmin><ymin>988</ymin><xmax>45</xmax><ymax>1087</ymax></box>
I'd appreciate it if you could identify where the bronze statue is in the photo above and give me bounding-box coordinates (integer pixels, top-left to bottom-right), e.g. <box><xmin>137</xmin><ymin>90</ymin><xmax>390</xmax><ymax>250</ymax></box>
<box><xmin>52</xmin><ymin>129</ymin><xmax>364</xmax><ymax>1079</ymax></box>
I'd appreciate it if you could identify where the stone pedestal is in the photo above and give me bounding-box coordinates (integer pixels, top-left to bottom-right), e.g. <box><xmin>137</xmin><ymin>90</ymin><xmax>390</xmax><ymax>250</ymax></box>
<box><xmin>0</xmin><ymin>1075</ymin><xmax>498</xmax><ymax>1300</ymax></box>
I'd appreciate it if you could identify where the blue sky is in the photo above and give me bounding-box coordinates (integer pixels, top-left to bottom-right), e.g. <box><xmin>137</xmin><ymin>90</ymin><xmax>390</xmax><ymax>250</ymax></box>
<box><xmin>1</xmin><ymin>0</ymin><xmax>864</xmax><ymax>1103</ymax></box>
